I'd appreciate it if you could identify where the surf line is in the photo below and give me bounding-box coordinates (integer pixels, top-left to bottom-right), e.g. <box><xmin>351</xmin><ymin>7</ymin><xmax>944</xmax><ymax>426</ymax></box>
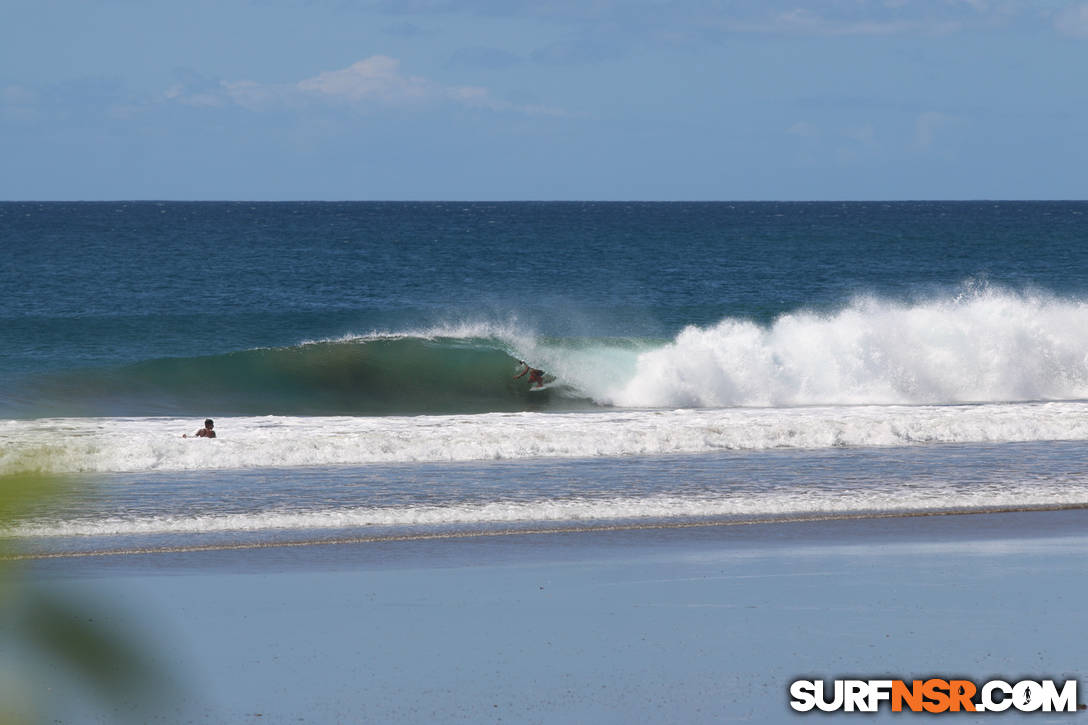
<box><xmin>5</xmin><ymin>502</ymin><xmax>1088</xmax><ymax>562</ymax></box>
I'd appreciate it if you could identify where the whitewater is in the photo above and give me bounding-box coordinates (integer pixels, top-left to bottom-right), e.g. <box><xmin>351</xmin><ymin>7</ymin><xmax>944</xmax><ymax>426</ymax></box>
<box><xmin>4</xmin><ymin>401</ymin><xmax>1088</xmax><ymax>475</ymax></box>
<box><xmin>607</xmin><ymin>289</ymin><xmax>1088</xmax><ymax>408</ymax></box>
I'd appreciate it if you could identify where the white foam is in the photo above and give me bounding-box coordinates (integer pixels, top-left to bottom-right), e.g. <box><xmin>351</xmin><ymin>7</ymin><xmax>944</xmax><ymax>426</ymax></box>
<box><xmin>5</xmin><ymin>401</ymin><xmax>1088</xmax><ymax>474</ymax></box>
<box><xmin>12</xmin><ymin>483</ymin><xmax>1088</xmax><ymax>539</ymax></box>
<box><xmin>601</xmin><ymin>290</ymin><xmax>1088</xmax><ymax>407</ymax></box>
<box><xmin>297</xmin><ymin>320</ymin><xmax>529</xmax><ymax>348</ymax></box>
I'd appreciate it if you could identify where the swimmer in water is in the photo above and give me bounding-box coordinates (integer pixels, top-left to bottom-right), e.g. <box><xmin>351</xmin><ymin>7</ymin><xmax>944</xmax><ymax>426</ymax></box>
<box><xmin>183</xmin><ymin>419</ymin><xmax>216</xmax><ymax>438</ymax></box>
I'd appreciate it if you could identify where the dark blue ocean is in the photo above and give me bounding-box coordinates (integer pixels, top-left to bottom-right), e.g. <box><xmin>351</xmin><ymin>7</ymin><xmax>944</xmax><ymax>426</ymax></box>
<box><xmin>3</xmin><ymin>201</ymin><xmax>1088</xmax><ymax>554</ymax></box>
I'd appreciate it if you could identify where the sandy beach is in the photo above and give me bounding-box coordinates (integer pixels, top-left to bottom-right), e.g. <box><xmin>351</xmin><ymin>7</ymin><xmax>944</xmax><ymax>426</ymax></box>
<box><xmin>7</xmin><ymin>508</ymin><xmax>1084</xmax><ymax>723</ymax></box>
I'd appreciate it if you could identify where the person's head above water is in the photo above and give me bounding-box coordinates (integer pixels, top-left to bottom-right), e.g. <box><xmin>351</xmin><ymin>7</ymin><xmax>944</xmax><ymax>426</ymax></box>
<box><xmin>183</xmin><ymin>419</ymin><xmax>216</xmax><ymax>438</ymax></box>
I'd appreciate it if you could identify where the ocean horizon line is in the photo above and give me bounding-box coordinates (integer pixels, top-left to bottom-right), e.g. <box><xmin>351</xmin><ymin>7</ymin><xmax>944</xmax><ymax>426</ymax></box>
<box><xmin>2</xmin><ymin>198</ymin><xmax>1086</xmax><ymax>204</ymax></box>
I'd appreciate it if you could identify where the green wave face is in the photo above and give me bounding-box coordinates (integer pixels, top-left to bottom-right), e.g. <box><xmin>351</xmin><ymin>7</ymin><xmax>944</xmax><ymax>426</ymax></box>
<box><xmin>15</xmin><ymin>337</ymin><xmax>600</xmax><ymax>417</ymax></box>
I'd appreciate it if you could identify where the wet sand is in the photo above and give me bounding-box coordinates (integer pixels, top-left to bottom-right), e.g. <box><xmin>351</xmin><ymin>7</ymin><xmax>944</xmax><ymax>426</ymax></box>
<box><xmin>14</xmin><ymin>509</ymin><xmax>1088</xmax><ymax>723</ymax></box>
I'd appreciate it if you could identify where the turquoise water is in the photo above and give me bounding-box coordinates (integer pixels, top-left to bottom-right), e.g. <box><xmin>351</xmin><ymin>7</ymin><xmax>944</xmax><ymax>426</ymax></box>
<box><xmin>3</xmin><ymin>201</ymin><xmax>1088</xmax><ymax>553</ymax></box>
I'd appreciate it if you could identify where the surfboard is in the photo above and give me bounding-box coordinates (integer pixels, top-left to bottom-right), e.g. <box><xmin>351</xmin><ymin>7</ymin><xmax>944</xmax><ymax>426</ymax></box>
<box><xmin>529</xmin><ymin>373</ymin><xmax>557</xmax><ymax>391</ymax></box>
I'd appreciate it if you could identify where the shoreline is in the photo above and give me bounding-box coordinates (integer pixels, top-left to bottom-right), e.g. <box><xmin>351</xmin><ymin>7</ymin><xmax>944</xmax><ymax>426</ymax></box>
<box><xmin>8</xmin><ymin>502</ymin><xmax>1088</xmax><ymax>563</ymax></box>
<box><xmin>12</xmin><ymin>506</ymin><xmax>1088</xmax><ymax>722</ymax></box>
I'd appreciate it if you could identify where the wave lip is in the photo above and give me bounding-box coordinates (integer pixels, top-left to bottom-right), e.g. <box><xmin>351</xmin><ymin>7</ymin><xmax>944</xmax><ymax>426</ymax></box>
<box><xmin>6</xmin><ymin>401</ymin><xmax>1088</xmax><ymax>474</ymax></box>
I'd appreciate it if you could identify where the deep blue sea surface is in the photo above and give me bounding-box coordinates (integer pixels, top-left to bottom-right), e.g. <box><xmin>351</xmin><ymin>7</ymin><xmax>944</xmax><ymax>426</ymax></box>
<box><xmin>3</xmin><ymin>201</ymin><xmax>1088</xmax><ymax>553</ymax></box>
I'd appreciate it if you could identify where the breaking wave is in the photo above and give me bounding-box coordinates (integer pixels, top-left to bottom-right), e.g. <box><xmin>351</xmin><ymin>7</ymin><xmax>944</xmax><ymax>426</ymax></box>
<box><xmin>6</xmin><ymin>288</ymin><xmax>1088</xmax><ymax>418</ymax></box>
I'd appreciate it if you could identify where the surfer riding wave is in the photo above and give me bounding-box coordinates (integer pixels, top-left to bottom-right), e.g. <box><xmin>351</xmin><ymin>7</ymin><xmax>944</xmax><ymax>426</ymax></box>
<box><xmin>514</xmin><ymin>361</ymin><xmax>547</xmax><ymax>389</ymax></box>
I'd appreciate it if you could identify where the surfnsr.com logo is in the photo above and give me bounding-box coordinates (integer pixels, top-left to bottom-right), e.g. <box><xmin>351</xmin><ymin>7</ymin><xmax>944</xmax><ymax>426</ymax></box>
<box><xmin>789</xmin><ymin>678</ymin><xmax>1081</xmax><ymax>713</ymax></box>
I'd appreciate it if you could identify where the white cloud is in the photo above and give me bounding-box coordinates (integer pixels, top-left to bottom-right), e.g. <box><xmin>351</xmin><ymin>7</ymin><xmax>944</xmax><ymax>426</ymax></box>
<box><xmin>958</xmin><ymin>0</ymin><xmax>991</xmax><ymax>12</ymax></box>
<box><xmin>167</xmin><ymin>86</ymin><xmax>225</xmax><ymax>108</ymax></box>
<box><xmin>164</xmin><ymin>56</ymin><xmax>562</xmax><ymax>116</ymax></box>
<box><xmin>786</xmin><ymin>121</ymin><xmax>817</xmax><ymax>137</ymax></box>
<box><xmin>915</xmin><ymin>111</ymin><xmax>956</xmax><ymax>149</ymax></box>
<box><xmin>1054</xmin><ymin>3</ymin><xmax>1088</xmax><ymax>37</ymax></box>
<box><xmin>720</xmin><ymin>8</ymin><xmax>958</xmax><ymax>36</ymax></box>
<box><xmin>296</xmin><ymin>56</ymin><xmax>431</xmax><ymax>104</ymax></box>
<box><xmin>689</xmin><ymin>1</ymin><xmax>1065</xmax><ymax>38</ymax></box>
<box><xmin>1</xmin><ymin>85</ymin><xmax>40</xmax><ymax>122</ymax></box>
<box><xmin>844</xmin><ymin>123</ymin><xmax>876</xmax><ymax>145</ymax></box>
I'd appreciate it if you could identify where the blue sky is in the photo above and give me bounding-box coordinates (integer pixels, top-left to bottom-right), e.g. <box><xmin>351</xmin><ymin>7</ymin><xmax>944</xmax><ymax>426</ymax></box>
<box><xmin>2</xmin><ymin>1</ymin><xmax>1086</xmax><ymax>200</ymax></box>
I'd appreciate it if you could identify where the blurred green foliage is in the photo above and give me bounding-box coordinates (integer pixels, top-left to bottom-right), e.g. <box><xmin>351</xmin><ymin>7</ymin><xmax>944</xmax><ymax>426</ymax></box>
<box><xmin>0</xmin><ymin>471</ymin><xmax>176</xmax><ymax>724</ymax></box>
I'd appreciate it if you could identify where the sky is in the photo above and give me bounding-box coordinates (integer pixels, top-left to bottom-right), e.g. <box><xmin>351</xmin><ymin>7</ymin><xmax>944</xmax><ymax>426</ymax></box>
<box><xmin>1</xmin><ymin>0</ymin><xmax>1086</xmax><ymax>200</ymax></box>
